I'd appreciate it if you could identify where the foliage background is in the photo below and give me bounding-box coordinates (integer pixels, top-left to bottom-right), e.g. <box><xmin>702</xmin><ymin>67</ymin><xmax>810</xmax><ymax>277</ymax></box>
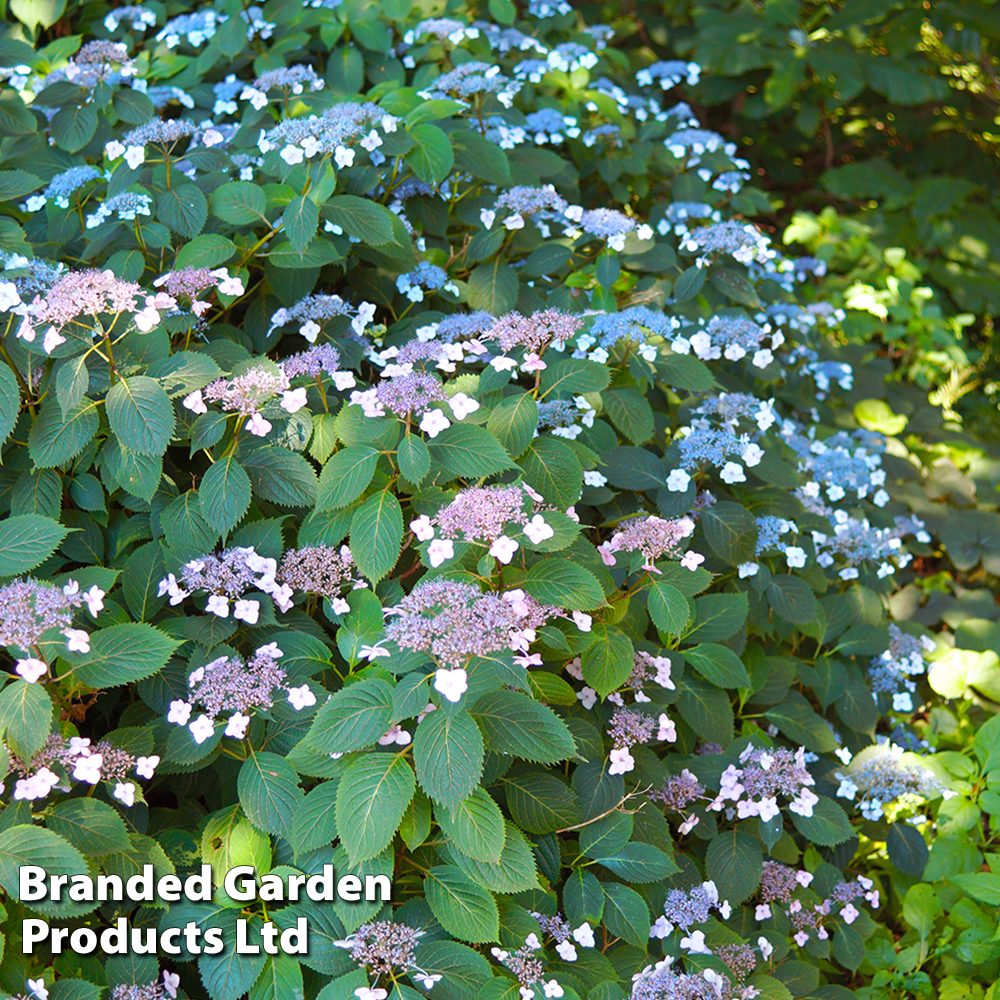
<box><xmin>0</xmin><ymin>2</ymin><xmax>996</xmax><ymax>1000</ymax></box>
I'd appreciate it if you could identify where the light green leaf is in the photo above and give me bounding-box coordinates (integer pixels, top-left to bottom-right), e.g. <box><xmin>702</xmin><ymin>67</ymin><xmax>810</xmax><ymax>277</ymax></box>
<box><xmin>581</xmin><ymin>625</ymin><xmax>634</xmax><ymax>699</ymax></box>
<box><xmin>429</xmin><ymin>423</ymin><xmax>516</xmax><ymax>479</ymax></box>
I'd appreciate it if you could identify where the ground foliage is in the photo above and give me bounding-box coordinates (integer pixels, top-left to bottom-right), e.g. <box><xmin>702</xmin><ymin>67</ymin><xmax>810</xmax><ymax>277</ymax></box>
<box><xmin>0</xmin><ymin>3</ymin><xmax>995</xmax><ymax>1000</ymax></box>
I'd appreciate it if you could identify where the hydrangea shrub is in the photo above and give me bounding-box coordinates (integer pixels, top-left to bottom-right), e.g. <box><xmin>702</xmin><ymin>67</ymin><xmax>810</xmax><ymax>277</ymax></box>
<box><xmin>0</xmin><ymin>3</ymin><xmax>985</xmax><ymax>1000</ymax></box>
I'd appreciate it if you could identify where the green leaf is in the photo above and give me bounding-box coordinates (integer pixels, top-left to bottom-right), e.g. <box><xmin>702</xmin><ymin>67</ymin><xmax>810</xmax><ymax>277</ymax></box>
<box><xmin>467</xmin><ymin>259</ymin><xmax>518</xmax><ymax>314</ymax></box>
<box><xmin>325</xmin><ymin>195</ymin><xmax>396</xmax><ymax>245</ymax></box>
<box><xmin>211</xmin><ymin>182</ymin><xmax>267</xmax><ymax>225</ymax></box>
<box><xmin>242</xmin><ymin>447</ymin><xmax>319</xmax><ymax>507</ymax></box>
<box><xmin>592</xmin><ymin>843</ymin><xmax>680</xmax><ymax>882</ymax></box>
<box><xmin>471</xmin><ymin>690</ymin><xmax>575</xmax><ymax>764</ymax></box>
<box><xmin>648</xmin><ymin>581</ymin><xmax>691</xmax><ymax>635</ymax></box>
<box><xmin>48</xmin><ymin>798</ymin><xmax>131</xmax><ymax>856</ymax></box>
<box><xmin>706</xmin><ymin>830</ymin><xmax>763</xmax><ymax>903</ymax></box>
<box><xmin>520</xmin><ymin>437</ymin><xmax>583</xmax><ymax>508</ymax></box>
<box><xmin>0</xmin><ymin>680</ymin><xmax>53</xmax><ymax>759</ymax></box>
<box><xmin>685</xmin><ymin>593</ymin><xmax>748</xmax><ymax>644</ymax></box>
<box><xmin>162</xmin><ymin>490</ymin><xmax>220</xmax><ymax>553</ymax></box>
<box><xmin>238</xmin><ymin>751</ymin><xmax>304</xmax><ymax>839</ymax></box>
<box><xmin>106</xmin><ymin>376</ymin><xmax>176</xmax><ymax>457</ymax></box>
<box><xmin>564</xmin><ymin>868</ymin><xmax>604</xmax><ymax>926</ymax></box>
<box><xmin>71</xmin><ymin>623</ymin><xmax>181</xmax><ymax>687</ymax></box>
<box><xmin>429</xmin><ymin>424</ymin><xmax>516</xmax><ymax>479</ymax></box>
<box><xmin>601</xmin><ymin>446</ymin><xmax>664</xmax><ymax>491</ymax></box>
<box><xmin>702</xmin><ymin>502</ymin><xmax>757</xmax><ymax>565</ymax></box>
<box><xmin>522</xmin><ymin>559</ymin><xmax>604</xmax><ymax>611</ymax></box>
<box><xmin>157</xmin><ymin>184</ymin><xmax>208</xmax><ymax>238</ymax></box>
<box><xmin>200</xmin><ymin>457</ymin><xmax>252</xmax><ymax>535</ymax></box>
<box><xmin>503</xmin><ymin>770</ymin><xmax>580</xmax><ymax>834</ymax></box>
<box><xmin>413</xmin><ymin>706</ymin><xmax>484</xmax><ymax>809</ymax></box>
<box><xmin>0</xmin><ymin>825</ymin><xmax>91</xmax><ymax>917</ymax></box>
<box><xmin>764</xmin><ymin>692</ymin><xmax>838</xmax><ymax>753</ymax></box>
<box><xmin>602</xmin><ymin>883</ymin><xmax>649</xmax><ymax>948</ymax></box>
<box><xmin>676</xmin><ymin>677</ymin><xmax>734</xmax><ymax>745</ymax></box>
<box><xmin>539</xmin><ymin>358</ymin><xmax>611</xmax><ymax>397</ymax></box>
<box><xmin>407</xmin><ymin>124</ymin><xmax>454</xmax><ymax>184</ymax></box>
<box><xmin>285</xmin><ymin>195</ymin><xmax>319</xmax><ymax>253</ymax></box>
<box><xmin>949</xmin><ymin>872</ymin><xmax>1000</xmax><ymax>906</ymax></box>
<box><xmin>305</xmin><ymin>678</ymin><xmax>395</xmax><ymax>754</ymax></box>
<box><xmin>766</xmin><ymin>574</ymin><xmax>819</xmax><ymax>625</ymax></box>
<box><xmin>349</xmin><ymin>490</ymin><xmax>403</xmax><ymax>584</ymax></box>
<box><xmin>452</xmin><ymin>130</ymin><xmax>512</xmax><ymax>185</ymax></box>
<box><xmin>790</xmin><ymin>796</ymin><xmax>854</xmax><ymax>847</ymax></box>
<box><xmin>50</xmin><ymin>103</ymin><xmax>97</xmax><ymax>153</ymax></box>
<box><xmin>249</xmin><ymin>954</ymin><xmax>304</xmax><ymax>1000</ymax></box>
<box><xmin>175</xmin><ymin>235</ymin><xmax>238</xmax><ymax>271</ymax></box>
<box><xmin>709</xmin><ymin>269</ymin><xmax>762</xmax><ymax>308</ymax></box>
<box><xmin>28</xmin><ymin>400</ymin><xmax>99</xmax><ymax>468</ymax></box>
<box><xmin>887</xmin><ymin>822</ymin><xmax>928</xmax><ymax>877</ymax></box>
<box><xmin>0</xmin><ymin>363</ymin><xmax>20</xmax><ymax>446</ymax></box>
<box><xmin>290</xmin><ymin>782</ymin><xmax>340</xmax><ymax>856</ymax></box>
<box><xmin>439</xmin><ymin>787</ymin><xmax>506</xmax><ymax>863</ymax></box>
<box><xmin>316</xmin><ymin>446</ymin><xmax>379</xmax><ymax>511</ymax></box>
<box><xmin>581</xmin><ymin>626</ymin><xmax>634</xmax><ymax>699</ymax></box>
<box><xmin>450</xmin><ymin>820</ymin><xmax>539</xmax><ymax>893</ymax></box>
<box><xmin>683</xmin><ymin>642</ymin><xmax>751</xmax><ymax>689</ymax></box>
<box><xmin>425</xmin><ymin>865</ymin><xmax>499</xmax><ymax>943</ymax></box>
<box><xmin>397</xmin><ymin>434</ymin><xmax>430</xmax><ymax>486</ymax></box>
<box><xmin>603</xmin><ymin>388</ymin><xmax>654</xmax><ymax>444</ymax></box>
<box><xmin>199</xmin><ymin>912</ymin><xmax>268</xmax><ymax>1000</ymax></box>
<box><xmin>673</xmin><ymin>265</ymin><xmax>707</xmax><ymax>303</ymax></box>
<box><xmin>335</xmin><ymin>752</ymin><xmax>415</xmax><ymax>862</ymax></box>
<box><xmin>487</xmin><ymin>393</ymin><xmax>539</xmax><ymax>460</ymax></box>
<box><xmin>0</xmin><ymin>514</ymin><xmax>71</xmax><ymax>576</ymax></box>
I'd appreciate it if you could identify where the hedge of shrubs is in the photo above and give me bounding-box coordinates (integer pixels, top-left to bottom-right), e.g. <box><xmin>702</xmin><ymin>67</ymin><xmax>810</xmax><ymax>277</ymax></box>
<box><xmin>0</xmin><ymin>3</ymin><xmax>997</xmax><ymax>1000</ymax></box>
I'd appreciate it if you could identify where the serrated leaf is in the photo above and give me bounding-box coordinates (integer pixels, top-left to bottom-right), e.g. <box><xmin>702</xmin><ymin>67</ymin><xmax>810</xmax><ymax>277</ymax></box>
<box><xmin>70</xmin><ymin>623</ymin><xmax>181</xmax><ymax>687</ymax></box>
<box><xmin>238</xmin><ymin>751</ymin><xmax>304</xmax><ymax>839</ymax></box>
<box><xmin>335</xmin><ymin>752</ymin><xmax>415</xmax><ymax>862</ymax></box>
<box><xmin>28</xmin><ymin>400</ymin><xmax>99</xmax><ymax>468</ymax></box>
<box><xmin>470</xmin><ymin>690</ymin><xmax>575</xmax><ymax>764</ymax></box>
<box><xmin>325</xmin><ymin>195</ymin><xmax>395</xmax><ymax>245</ymax></box>
<box><xmin>316</xmin><ymin>446</ymin><xmax>379</xmax><ymax>511</ymax></box>
<box><xmin>522</xmin><ymin>559</ymin><xmax>604</xmax><ymax>611</ymax></box>
<box><xmin>428</xmin><ymin>424</ymin><xmax>516</xmax><ymax>479</ymax></box>
<box><xmin>397</xmin><ymin>433</ymin><xmax>430</xmax><ymax>486</ymax></box>
<box><xmin>200</xmin><ymin>457</ymin><xmax>252</xmax><ymax>535</ymax></box>
<box><xmin>349</xmin><ymin>490</ymin><xmax>403</xmax><ymax>584</ymax></box>
<box><xmin>106</xmin><ymin>376</ymin><xmax>176</xmax><ymax>457</ymax></box>
<box><xmin>48</xmin><ymin>798</ymin><xmax>131</xmax><ymax>856</ymax></box>
<box><xmin>426</xmin><ymin>865</ymin><xmax>500</xmax><ymax>945</ymax></box>
<box><xmin>648</xmin><ymin>581</ymin><xmax>691</xmax><ymax>635</ymax></box>
<box><xmin>0</xmin><ymin>680</ymin><xmax>53</xmax><ymax>759</ymax></box>
<box><xmin>305</xmin><ymin>678</ymin><xmax>395</xmax><ymax>754</ymax></box>
<box><xmin>0</xmin><ymin>514</ymin><xmax>71</xmax><ymax>576</ymax></box>
<box><xmin>413</xmin><ymin>707</ymin><xmax>484</xmax><ymax>809</ymax></box>
<box><xmin>581</xmin><ymin>625</ymin><xmax>634</xmax><ymax>699</ymax></box>
<box><xmin>439</xmin><ymin>787</ymin><xmax>506</xmax><ymax>863</ymax></box>
<box><xmin>284</xmin><ymin>195</ymin><xmax>319</xmax><ymax>253</ymax></box>
<box><xmin>211</xmin><ymin>182</ymin><xmax>267</xmax><ymax>225</ymax></box>
<box><xmin>705</xmin><ymin>829</ymin><xmax>763</xmax><ymax>903</ymax></box>
<box><xmin>683</xmin><ymin>642</ymin><xmax>751</xmax><ymax>689</ymax></box>
<box><xmin>486</xmin><ymin>393</ymin><xmax>538</xmax><ymax>460</ymax></box>
<box><xmin>790</xmin><ymin>796</ymin><xmax>854</xmax><ymax>847</ymax></box>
